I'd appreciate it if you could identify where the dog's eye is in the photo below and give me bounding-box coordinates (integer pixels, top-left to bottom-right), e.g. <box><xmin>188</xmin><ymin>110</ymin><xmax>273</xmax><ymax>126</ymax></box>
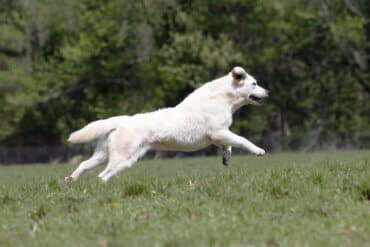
<box><xmin>252</xmin><ymin>82</ymin><xmax>257</xmax><ymax>86</ymax></box>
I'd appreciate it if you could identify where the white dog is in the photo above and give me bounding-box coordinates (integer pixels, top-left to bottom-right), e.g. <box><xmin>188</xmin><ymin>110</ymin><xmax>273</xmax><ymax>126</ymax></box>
<box><xmin>65</xmin><ymin>66</ymin><xmax>269</xmax><ymax>182</ymax></box>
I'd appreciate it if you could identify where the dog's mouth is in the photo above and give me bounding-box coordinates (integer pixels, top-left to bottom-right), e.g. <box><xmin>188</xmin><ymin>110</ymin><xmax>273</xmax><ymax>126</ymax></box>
<box><xmin>249</xmin><ymin>94</ymin><xmax>265</xmax><ymax>104</ymax></box>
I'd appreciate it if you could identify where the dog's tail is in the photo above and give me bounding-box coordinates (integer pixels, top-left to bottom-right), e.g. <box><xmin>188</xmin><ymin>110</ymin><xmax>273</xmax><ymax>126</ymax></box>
<box><xmin>68</xmin><ymin>119</ymin><xmax>119</xmax><ymax>144</ymax></box>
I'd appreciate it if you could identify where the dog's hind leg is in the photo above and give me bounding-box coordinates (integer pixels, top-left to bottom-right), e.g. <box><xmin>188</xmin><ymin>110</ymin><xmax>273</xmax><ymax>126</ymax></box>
<box><xmin>65</xmin><ymin>138</ymin><xmax>108</xmax><ymax>182</ymax></box>
<box><xmin>97</xmin><ymin>165</ymin><xmax>111</xmax><ymax>179</ymax></box>
<box><xmin>99</xmin><ymin>145</ymin><xmax>149</xmax><ymax>183</ymax></box>
<box><xmin>97</xmin><ymin>127</ymin><xmax>149</xmax><ymax>182</ymax></box>
<box><xmin>221</xmin><ymin>146</ymin><xmax>232</xmax><ymax>166</ymax></box>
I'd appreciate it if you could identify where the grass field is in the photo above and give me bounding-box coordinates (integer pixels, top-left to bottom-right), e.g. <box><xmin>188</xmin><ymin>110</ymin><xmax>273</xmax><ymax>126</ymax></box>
<box><xmin>0</xmin><ymin>151</ymin><xmax>370</xmax><ymax>247</ymax></box>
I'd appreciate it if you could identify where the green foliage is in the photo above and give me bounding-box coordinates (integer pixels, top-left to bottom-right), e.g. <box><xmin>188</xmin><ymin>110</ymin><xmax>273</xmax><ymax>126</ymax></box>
<box><xmin>0</xmin><ymin>0</ymin><xmax>368</xmax><ymax>148</ymax></box>
<box><xmin>156</xmin><ymin>32</ymin><xmax>243</xmax><ymax>105</ymax></box>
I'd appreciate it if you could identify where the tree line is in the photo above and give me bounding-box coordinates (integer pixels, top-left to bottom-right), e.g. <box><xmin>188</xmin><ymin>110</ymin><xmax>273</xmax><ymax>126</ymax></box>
<box><xmin>0</xmin><ymin>0</ymin><xmax>369</xmax><ymax>151</ymax></box>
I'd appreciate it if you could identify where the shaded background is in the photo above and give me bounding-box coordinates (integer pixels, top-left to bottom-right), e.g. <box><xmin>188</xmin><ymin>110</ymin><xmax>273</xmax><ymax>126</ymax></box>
<box><xmin>0</xmin><ymin>0</ymin><xmax>369</xmax><ymax>163</ymax></box>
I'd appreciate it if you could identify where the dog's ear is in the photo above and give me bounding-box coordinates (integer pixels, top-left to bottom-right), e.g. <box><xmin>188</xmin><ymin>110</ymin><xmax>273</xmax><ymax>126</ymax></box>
<box><xmin>231</xmin><ymin>66</ymin><xmax>246</xmax><ymax>83</ymax></box>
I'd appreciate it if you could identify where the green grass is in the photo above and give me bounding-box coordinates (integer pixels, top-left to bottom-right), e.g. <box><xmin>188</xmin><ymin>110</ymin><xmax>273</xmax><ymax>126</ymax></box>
<box><xmin>1</xmin><ymin>151</ymin><xmax>370</xmax><ymax>247</ymax></box>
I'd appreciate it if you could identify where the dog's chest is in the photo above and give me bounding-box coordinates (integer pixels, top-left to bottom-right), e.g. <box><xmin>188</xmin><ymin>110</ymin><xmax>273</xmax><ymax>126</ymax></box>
<box><xmin>151</xmin><ymin>130</ymin><xmax>210</xmax><ymax>151</ymax></box>
<box><xmin>146</xmin><ymin>114</ymin><xmax>210</xmax><ymax>151</ymax></box>
<box><xmin>153</xmin><ymin>123</ymin><xmax>210</xmax><ymax>151</ymax></box>
<box><xmin>139</xmin><ymin>107</ymin><xmax>232</xmax><ymax>151</ymax></box>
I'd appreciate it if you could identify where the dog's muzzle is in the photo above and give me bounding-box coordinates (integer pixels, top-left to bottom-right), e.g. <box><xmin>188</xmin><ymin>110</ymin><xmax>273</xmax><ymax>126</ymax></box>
<box><xmin>249</xmin><ymin>94</ymin><xmax>266</xmax><ymax>104</ymax></box>
<box><xmin>249</xmin><ymin>90</ymin><xmax>269</xmax><ymax>105</ymax></box>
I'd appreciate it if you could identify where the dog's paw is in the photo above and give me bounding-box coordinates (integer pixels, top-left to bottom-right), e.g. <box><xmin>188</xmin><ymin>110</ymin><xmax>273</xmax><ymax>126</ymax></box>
<box><xmin>222</xmin><ymin>156</ymin><xmax>231</xmax><ymax>166</ymax></box>
<box><xmin>222</xmin><ymin>148</ymin><xmax>232</xmax><ymax>166</ymax></box>
<box><xmin>99</xmin><ymin>176</ymin><xmax>110</xmax><ymax>184</ymax></box>
<box><xmin>64</xmin><ymin>176</ymin><xmax>75</xmax><ymax>182</ymax></box>
<box><xmin>253</xmin><ymin>147</ymin><xmax>265</xmax><ymax>156</ymax></box>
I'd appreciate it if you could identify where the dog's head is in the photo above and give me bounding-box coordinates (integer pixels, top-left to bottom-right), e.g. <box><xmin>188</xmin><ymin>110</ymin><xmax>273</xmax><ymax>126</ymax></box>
<box><xmin>231</xmin><ymin>66</ymin><xmax>269</xmax><ymax>105</ymax></box>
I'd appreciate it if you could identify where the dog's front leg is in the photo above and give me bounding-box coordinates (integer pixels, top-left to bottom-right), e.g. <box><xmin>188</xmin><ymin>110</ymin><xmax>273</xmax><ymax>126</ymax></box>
<box><xmin>221</xmin><ymin>146</ymin><xmax>232</xmax><ymax>166</ymax></box>
<box><xmin>211</xmin><ymin>130</ymin><xmax>265</xmax><ymax>156</ymax></box>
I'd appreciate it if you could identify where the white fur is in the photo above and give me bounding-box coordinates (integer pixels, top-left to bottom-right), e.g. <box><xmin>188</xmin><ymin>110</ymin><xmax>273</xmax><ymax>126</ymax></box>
<box><xmin>65</xmin><ymin>66</ymin><xmax>269</xmax><ymax>182</ymax></box>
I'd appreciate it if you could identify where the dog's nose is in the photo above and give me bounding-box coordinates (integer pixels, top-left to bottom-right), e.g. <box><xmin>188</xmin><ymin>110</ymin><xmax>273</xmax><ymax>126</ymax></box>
<box><xmin>265</xmin><ymin>90</ymin><xmax>270</xmax><ymax>96</ymax></box>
